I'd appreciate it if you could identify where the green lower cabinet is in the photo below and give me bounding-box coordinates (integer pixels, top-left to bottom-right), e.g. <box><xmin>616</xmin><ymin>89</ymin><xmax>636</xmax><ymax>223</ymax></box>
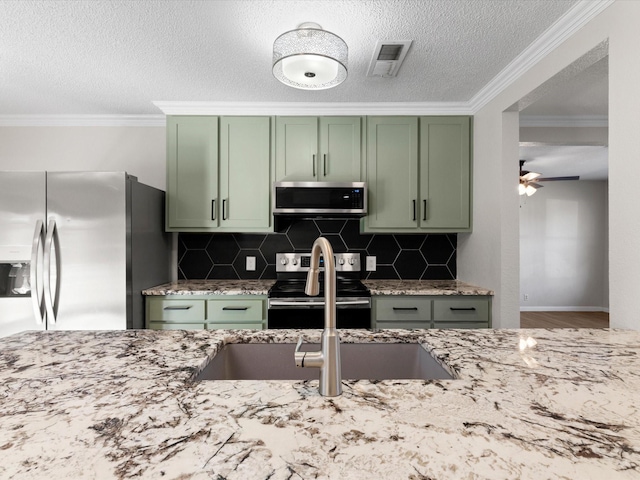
<box><xmin>373</xmin><ymin>296</ymin><xmax>431</xmax><ymax>329</ymax></box>
<box><xmin>146</xmin><ymin>296</ymin><xmax>266</xmax><ymax>330</ymax></box>
<box><xmin>373</xmin><ymin>295</ymin><xmax>491</xmax><ymax>329</ymax></box>
<box><xmin>207</xmin><ymin>297</ymin><xmax>266</xmax><ymax>329</ymax></box>
<box><xmin>148</xmin><ymin>321</ymin><xmax>207</xmax><ymax>330</ymax></box>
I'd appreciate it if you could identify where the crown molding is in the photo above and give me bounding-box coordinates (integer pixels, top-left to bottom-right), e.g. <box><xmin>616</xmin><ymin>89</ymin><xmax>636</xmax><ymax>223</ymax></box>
<box><xmin>520</xmin><ymin>115</ymin><xmax>608</xmax><ymax>127</ymax></box>
<box><xmin>469</xmin><ymin>0</ymin><xmax>615</xmax><ymax>113</ymax></box>
<box><xmin>0</xmin><ymin>115</ymin><xmax>166</xmax><ymax>127</ymax></box>
<box><xmin>152</xmin><ymin>101</ymin><xmax>474</xmax><ymax>116</ymax></box>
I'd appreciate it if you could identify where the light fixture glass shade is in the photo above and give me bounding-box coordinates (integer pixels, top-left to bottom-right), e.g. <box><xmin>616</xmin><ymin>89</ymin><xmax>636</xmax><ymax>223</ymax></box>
<box><xmin>273</xmin><ymin>24</ymin><xmax>348</xmax><ymax>90</ymax></box>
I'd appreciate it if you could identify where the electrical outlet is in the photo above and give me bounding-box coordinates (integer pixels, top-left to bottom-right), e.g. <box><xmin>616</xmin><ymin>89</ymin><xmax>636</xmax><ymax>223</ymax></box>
<box><xmin>523</xmin><ymin>293</ymin><xmax>529</xmax><ymax>301</ymax></box>
<box><xmin>366</xmin><ymin>256</ymin><xmax>376</xmax><ymax>272</ymax></box>
<box><xmin>246</xmin><ymin>256</ymin><xmax>256</xmax><ymax>271</ymax></box>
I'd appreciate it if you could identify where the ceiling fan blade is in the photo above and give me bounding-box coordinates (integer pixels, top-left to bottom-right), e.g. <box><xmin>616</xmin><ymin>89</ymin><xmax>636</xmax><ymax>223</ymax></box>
<box><xmin>537</xmin><ymin>176</ymin><xmax>580</xmax><ymax>182</ymax></box>
<box><xmin>522</xmin><ymin>172</ymin><xmax>541</xmax><ymax>182</ymax></box>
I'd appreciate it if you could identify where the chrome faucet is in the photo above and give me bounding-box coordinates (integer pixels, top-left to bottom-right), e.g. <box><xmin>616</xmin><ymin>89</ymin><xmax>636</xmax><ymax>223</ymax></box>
<box><xmin>294</xmin><ymin>237</ymin><xmax>342</xmax><ymax>396</ymax></box>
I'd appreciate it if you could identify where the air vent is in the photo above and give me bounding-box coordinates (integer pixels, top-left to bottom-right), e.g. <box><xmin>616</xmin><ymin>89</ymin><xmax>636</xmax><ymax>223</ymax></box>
<box><xmin>366</xmin><ymin>40</ymin><xmax>413</xmax><ymax>77</ymax></box>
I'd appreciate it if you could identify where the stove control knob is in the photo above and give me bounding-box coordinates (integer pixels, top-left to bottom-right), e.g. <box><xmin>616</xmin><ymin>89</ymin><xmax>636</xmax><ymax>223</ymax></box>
<box><xmin>292</xmin><ymin>258</ymin><xmax>298</xmax><ymax>265</ymax></box>
<box><xmin>338</xmin><ymin>258</ymin><xmax>345</xmax><ymax>265</ymax></box>
<box><xmin>349</xmin><ymin>258</ymin><xmax>356</xmax><ymax>265</ymax></box>
<box><xmin>280</xmin><ymin>258</ymin><xmax>288</xmax><ymax>265</ymax></box>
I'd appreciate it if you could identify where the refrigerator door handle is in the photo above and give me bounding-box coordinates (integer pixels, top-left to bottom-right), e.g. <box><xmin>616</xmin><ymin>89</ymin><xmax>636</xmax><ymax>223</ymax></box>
<box><xmin>30</xmin><ymin>220</ymin><xmax>45</xmax><ymax>325</ymax></box>
<box><xmin>43</xmin><ymin>218</ymin><xmax>60</xmax><ymax>325</ymax></box>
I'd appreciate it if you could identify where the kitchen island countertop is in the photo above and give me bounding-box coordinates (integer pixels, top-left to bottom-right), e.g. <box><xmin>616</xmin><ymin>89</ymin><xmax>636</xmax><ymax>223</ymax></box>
<box><xmin>1</xmin><ymin>327</ymin><xmax>638</xmax><ymax>479</ymax></box>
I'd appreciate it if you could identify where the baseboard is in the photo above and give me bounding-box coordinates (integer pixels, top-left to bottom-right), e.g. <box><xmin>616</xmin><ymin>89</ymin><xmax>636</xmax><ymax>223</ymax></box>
<box><xmin>520</xmin><ymin>306</ymin><xmax>608</xmax><ymax>312</ymax></box>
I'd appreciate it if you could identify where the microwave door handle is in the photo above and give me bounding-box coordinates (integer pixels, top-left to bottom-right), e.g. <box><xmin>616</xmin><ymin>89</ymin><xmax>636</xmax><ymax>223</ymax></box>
<box><xmin>30</xmin><ymin>220</ymin><xmax>45</xmax><ymax>325</ymax></box>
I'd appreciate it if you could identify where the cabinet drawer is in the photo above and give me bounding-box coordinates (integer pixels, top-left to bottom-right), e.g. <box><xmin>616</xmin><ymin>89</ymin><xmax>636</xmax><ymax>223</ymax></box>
<box><xmin>376</xmin><ymin>321</ymin><xmax>430</xmax><ymax>330</ymax></box>
<box><xmin>148</xmin><ymin>321</ymin><xmax>206</xmax><ymax>330</ymax></box>
<box><xmin>374</xmin><ymin>297</ymin><xmax>432</xmax><ymax>322</ymax></box>
<box><xmin>433</xmin><ymin>321</ymin><xmax>489</xmax><ymax>329</ymax></box>
<box><xmin>148</xmin><ymin>299</ymin><xmax>206</xmax><ymax>322</ymax></box>
<box><xmin>206</xmin><ymin>322</ymin><xmax>264</xmax><ymax>330</ymax></box>
<box><xmin>207</xmin><ymin>299</ymin><xmax>264</xmax><ymax>323</ymax></box>
<box><xmin>433</xmin><ymin>298</ymin><xmax>490</xmax><ymax>322</ymax></box>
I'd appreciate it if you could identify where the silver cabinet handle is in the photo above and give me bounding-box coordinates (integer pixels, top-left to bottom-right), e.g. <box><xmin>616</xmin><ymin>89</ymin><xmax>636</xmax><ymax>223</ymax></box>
<box><xmin>164</xmin><ymin>306</ymin><xmax>192</xmax><ymax>310</ymax></box>
<box><xmin>393</xmin><ymin>307</ymin><xmax>418</xmax><ymax>311</ymax></box>
<box><xmin>222</xmin><ymin>199</ymin><xmax>228</xmax><ymax>220</ymax></box>
<box><xmin>323</xmin><ymin>154</ymin><xmax>327</xmax><ymax>176</ymax></box>
<box><xmin>423</xmin><ymin>199</ymin><xmax>427</xmax><ymax>221</ymax></box>
<box><xmin>30</xmin><ymin>220</ymin><xmax>45</xmax><ymax>325</ymax></box>
<box><xmin>43</xmin><ymin>219</ymin><xmax>59</xmax><ymax>325</ymax></box>
<box><xmin>450</xmin><ymin>307</ymin><xmax>476</xmax><ymax>311</ymax></box>
<box><xmin>413</xmin><ymin>200</ymin><xmax>416</xmax><ymax>221</ymax></box>
<box><xmin>211</xmin><ymin>199</ymin><xmax>216</xmax><ymax>221</ymax></box>
<box><xmin>222</xmin><ymin>306</ymin><xmax>249</xmax><ymax>311</ymax></box>
<box><xmin>312</xmin><ymin>154</ymin><xmax>316</xmax><ymax>177</ymax></box>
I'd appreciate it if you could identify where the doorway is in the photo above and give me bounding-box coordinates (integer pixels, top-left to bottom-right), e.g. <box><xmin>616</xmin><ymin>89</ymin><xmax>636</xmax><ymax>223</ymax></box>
<box><xmin>516</xmin><ymin>45</ymin><xmax>609</xmax><ymax>328</ymax></box>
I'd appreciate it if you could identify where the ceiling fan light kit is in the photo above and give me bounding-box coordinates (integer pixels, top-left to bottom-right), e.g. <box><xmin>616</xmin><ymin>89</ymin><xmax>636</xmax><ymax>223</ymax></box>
<box><xmin>518</xmin><ymin>160</ymin><xmax>580</xmax><ymax>196</ymax></box>
<box><xmin>272</xmin><ymin>22</ymin><xmax>348</xmax><ymax>90</ymax></box>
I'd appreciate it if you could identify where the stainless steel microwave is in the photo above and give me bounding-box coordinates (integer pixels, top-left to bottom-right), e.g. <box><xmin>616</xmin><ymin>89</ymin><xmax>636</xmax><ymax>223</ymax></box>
<box><xmin>273</xmin><ymin>181</ymin><xmax>367</xmax><ymax>217</ymax></box>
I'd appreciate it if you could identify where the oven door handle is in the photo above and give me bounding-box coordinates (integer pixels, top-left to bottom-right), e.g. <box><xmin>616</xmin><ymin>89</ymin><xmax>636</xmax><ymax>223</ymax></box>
<box><xmin>269</xmin><ymin>300</ymin><xmax>370</xmax><ymax>307</ymax></box>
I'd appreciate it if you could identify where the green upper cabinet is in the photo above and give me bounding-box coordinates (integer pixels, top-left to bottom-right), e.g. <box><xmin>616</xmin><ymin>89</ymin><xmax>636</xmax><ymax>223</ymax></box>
<box><xmin>166</xmin><ymin>116</ymin><xmax>219</xmax><ymax>230</ymax></box>
<box><xmin>166</xmin><ymin>115</ymin><xmax>273</xmax><ymax>232</ymax></box>
<box><xmin>219</xmin><ymin>116</ymin><xmax>272</xmax><ymax>230</ymax></box>
<box><xmin>419</xmin><ymin>116</ymin><xmax>471</xmax><ymax>231</ymax></box>
<box><xmin>275</xmin><ymin>116</ymin><xmax>362</xmax><ymax>181</ymax></box>
<box><xmin>364</xmin><ymin>116</ymin><xmax>419</xmax><ymax>230</ymax></box>
<box><xmin>363</xmin><ymin>116</ymin><xmax>472</xmax><ymax>233</ymax></box>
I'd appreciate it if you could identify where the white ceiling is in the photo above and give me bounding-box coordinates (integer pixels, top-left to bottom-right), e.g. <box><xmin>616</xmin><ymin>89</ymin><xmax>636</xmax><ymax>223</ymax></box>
<box><xmin>520</xmin><ymin>56</ymin><xmax>609</xmax><ymax>180</ymax></box>
<box><xmin>1</xmin><ymin>0</ymin><xmax>583</xmax><ymax>116</ymax></box>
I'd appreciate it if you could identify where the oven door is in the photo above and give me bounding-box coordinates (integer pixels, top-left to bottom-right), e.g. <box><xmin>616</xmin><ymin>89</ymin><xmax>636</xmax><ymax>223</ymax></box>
<box><xmin>267</xmin><ymin>297</ymin><xmax>371</xmax><ymax>329</ymax></box>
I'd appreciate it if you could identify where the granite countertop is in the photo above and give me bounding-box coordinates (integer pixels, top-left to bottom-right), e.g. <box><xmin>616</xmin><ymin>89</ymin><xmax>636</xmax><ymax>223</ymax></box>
<box><xmin>142</xmin><ymin>279</ymin><xmax>274</xmax><ymax>295</ymax></box>
<box><xmin>363</xmin><ymin>279</ymin><xmax>494</xmax><ymax>295</ymax></box>
<box><xmin>143</xmin><ymin>279</ymin><xmax>494</xmax><ymax>296</ymax></box>
<box><xmin>1</xmin><ymin>328</ymin><xmax>638</xmax><ymax>479</ymax></box>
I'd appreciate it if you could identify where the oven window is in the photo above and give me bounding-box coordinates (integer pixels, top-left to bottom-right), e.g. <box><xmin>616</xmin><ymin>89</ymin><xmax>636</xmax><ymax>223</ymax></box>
<box><xmin>268</xmin><ymin>307</ymin><xmax>371</xmax><ymax>329</ymax></box>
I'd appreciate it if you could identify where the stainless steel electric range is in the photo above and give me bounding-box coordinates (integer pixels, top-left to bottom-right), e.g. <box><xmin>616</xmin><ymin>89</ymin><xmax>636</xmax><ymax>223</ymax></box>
<box><xmin>267</xmin><ymin>252</ymin><xmax>371</xmax><ymax>329</ymax></box>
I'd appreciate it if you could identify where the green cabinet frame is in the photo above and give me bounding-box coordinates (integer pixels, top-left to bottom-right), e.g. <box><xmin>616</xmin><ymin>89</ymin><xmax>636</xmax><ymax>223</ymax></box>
<box><xmin>166</xmin><ymin>116</ymin><xmax>273</xmax><ymax>232</ymax></box>
<box><xmin>275</xmin><ymin>116</ymin><xmax>362</xmax><ymax>181</ymax></box>
<box><xmin>363</xmin><ymin>116</ymin><xmax>472</xmax><ymax>233</ymax></box>
<box><xmin>146</xmin><ymin>295</ymin><xmax>267</xmax><ymax>330</ymax></box>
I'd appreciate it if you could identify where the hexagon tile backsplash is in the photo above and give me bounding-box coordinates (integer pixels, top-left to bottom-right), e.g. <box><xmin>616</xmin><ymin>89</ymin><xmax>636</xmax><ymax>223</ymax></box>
<box><xmin>178</xmin><ymin>219</ymin><xmax>456</xmax><ymax>281</ymax></box>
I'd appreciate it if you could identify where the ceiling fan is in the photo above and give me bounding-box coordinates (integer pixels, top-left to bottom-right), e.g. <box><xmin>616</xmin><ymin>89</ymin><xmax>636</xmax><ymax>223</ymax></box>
<box><xmin>519</xmin><ymin>160</ymin><xmax>579</xmax><ymax>196</ymax></box>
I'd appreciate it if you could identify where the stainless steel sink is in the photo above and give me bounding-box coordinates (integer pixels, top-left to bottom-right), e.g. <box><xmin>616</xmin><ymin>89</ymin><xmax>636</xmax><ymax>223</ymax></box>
<box><xmin>195</xmin><ymin>343</ymin><xmax>454</xmax><ymax>381</ymax></box>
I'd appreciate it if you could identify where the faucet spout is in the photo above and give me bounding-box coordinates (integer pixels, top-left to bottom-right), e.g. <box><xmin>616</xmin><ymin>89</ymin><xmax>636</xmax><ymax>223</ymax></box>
<box><xmin>294</xmin><ymin>237</ymin><xmax>342</xmax><ymax>396</ymax></box>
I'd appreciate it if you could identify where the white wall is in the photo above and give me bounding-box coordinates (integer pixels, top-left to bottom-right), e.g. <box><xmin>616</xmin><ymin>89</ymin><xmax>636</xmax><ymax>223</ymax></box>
<box><xmin>520</xmin><ymin>180</ymin><xmax>608</xmax><ymax>311</ymax></box>
<box><xmin>459</xmin><ymin>0</ymin><xmax>640</xmax><ymax>329</ymax></box>
<box><xmin>0</xmin><ymin>126</ymin><xmax>166</xmax><ymax>190</ymax></box>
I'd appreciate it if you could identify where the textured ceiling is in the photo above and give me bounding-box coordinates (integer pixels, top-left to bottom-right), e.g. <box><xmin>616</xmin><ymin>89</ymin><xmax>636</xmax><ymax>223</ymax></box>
<box><xmin>0</xmin><ymin>0</ymin><xmax>581</xmax><ymax>115</ymax></box>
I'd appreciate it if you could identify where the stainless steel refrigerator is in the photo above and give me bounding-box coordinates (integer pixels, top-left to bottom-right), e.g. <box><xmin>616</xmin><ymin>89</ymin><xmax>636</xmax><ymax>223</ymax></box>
<box><xmin>0</xmin><ymin>172</ymin><xmax>172</xmax><ymax>337</ymax></box>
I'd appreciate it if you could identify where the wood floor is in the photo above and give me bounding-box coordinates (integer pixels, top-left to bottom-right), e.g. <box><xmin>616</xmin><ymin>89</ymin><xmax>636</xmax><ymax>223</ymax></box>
<box><xmin>520</xmin><ymin>311</ymin><xmax>609</xmax><ymax>328</ymax></box>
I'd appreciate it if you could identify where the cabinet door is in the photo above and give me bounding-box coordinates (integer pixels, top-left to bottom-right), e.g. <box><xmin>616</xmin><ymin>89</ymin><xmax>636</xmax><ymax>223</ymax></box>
<box><xmin>166</xmin><ymin>116</ymin><xmax>218</xmax><ymax>229</ymax></box>
<box><xmin>219</xmin><ymin>117</ymin><xmax>272</xmax><ymax>229</ymax></box>
<box><xmin>365</xmin><ymin>117</ymin><xmax>418</xmax><ymax>230</ymax></box>
<box><xmin>319</xmin><ymin>117</ymin><xmax>361</xmax><ymax>181</ymax></box>
<box><xmin>419</xmin><ymin>117</ymin><xmax>471</xmax><ymax>231</ymax></box>
<box><xmin>373</xmin><ymin>296</ymin><xmax>431</xmax><ymax>326</ymax></box>
<box><xmin>275</xmin><ymin>117</ymin><xmax>318</xmax><ymax>180</ymax></box>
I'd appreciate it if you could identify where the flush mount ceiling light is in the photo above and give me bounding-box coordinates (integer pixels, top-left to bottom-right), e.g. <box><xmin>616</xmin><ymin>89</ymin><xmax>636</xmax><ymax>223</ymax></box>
<box><xmin>272</xmin><ymin>22</ymin><xmax>348</xmax><ymax>90</ymax></box>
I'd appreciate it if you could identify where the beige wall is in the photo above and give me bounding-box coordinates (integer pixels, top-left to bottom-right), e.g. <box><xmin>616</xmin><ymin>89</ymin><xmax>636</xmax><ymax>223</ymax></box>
<box><xmin>0</xmin><ymin>126</ymin><xmax>166</xmax><ymax>190</ymax></box>
<box><xmin>458</xmin><ymin>0</ymin><xmax>639</xmax><ymax>329</ymax></box>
